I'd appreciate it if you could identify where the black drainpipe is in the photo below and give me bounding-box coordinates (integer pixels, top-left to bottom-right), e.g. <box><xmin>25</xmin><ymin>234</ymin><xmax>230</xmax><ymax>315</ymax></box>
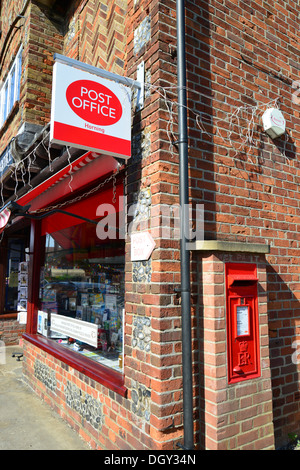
<box><xmin>176</xmin><ymin>0</ymin><xmax>194</xmax><ymax>450</ymax></box>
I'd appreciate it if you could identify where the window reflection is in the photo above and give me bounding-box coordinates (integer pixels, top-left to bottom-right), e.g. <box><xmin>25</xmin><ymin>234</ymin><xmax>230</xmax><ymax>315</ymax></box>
<box><xmin>38</xmin><ymin>223</ymin><xmax>125</xmax><ymax>372</ymax></box>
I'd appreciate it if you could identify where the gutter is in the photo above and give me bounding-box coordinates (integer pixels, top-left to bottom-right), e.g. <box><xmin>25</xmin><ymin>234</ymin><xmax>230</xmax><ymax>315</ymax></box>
<box><xmin>176</xmin><ymin>0</ymin><xmax>194</xmax><ymax>450</ymax></box>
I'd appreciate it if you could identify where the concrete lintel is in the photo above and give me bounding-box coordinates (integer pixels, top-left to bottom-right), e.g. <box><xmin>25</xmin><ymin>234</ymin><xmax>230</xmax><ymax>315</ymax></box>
<box><xmin>188</xmin><ymin>240</ymin><xmax>270</xmax><ymax>254</ymax></box>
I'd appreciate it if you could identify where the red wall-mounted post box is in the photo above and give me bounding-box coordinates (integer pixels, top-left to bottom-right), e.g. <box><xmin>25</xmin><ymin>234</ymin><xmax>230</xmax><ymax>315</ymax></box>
<box><xmin>225</xmin><ymin>263</ymin><xmax>260</xmax><ymax>384</ymax></box>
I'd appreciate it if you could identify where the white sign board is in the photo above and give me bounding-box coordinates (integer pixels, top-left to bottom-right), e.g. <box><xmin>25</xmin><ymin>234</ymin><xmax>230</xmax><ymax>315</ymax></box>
<box><xmin>236</xmin><ymin>305</ymin><xmax>250</xmax><ymax>336</ymax></box>
<box><xmin>51</xmin><ymin>314</ymin><xmax>99</xmax><ymax>348</ymax></box>
<box><xmin>50</xmin><ymin>61</ymin><xmax>132</xmax><ymax>159</ymax></box>
<box><xmin>37</xmin><ymin>310</ymin><xmax>48</xmax><ymax>336</ymax></box>
<box><xmin>131</xmin><ymin>232</ymin><xmax>156</xmax><ymax>261</ymax></box>
<box><xmin>17</xmin><ymin>309</ymin><xmax>27</xmax><ymax>325</ymax></box>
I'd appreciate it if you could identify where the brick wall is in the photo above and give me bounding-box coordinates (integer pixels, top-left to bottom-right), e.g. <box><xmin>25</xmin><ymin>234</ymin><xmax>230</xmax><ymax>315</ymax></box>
<box><xmin>22</xmin><ymin>338</ymin><xmax>173</xmax><ymax>450</ymax></box>
<box><xmin>184</xmin><ymin>0</ymin><xmax>300</xmax><ymax>448</ymax></box>
<box><xmin>0</xmin><ymin>1</ymin><xmax>65</xmax><ymax>155</ymax></box>
<box><xmin>23</xmin><ymin>2</ymin><xmax>64</xmax><ymax>127</ymax></box>
<box><xmin>124</xmin><ymin>0</ymin><xmax>187</xmax><ymax>449</ymax></box>
<box><xmin>0</xmin><ymin>317</ymin><xmax>25</xmax><ymax>346</ymax></box>
<box><xmin>63</xmin><ymin>0</ymin><xmax>127</xmax><ymax>75</ymax></box>
<box><xmin>121</xmin><ymin>0</ymin><xmax>300</xmax><ymax>450</ymax></box>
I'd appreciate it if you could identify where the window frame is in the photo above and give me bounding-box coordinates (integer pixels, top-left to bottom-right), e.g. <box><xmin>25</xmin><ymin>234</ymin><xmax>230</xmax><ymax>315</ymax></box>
<box><xmin>23</xmin><ymin>205</ymin><xmax>127</xmax><ymax>398</ymax></box>
<box><xmin>23</xmin><ymin>332</ymin><xmax>127</xmax><ymax>396</ymax></box>
<box><xmin>0</xmin><ymin>46</ymin><xmax>22</xmax><ymax>127</ymax></box>
<box><xmin>39</xmin><ymin>229</ymin><xmax>125</xmax><ymax>373</ymax></box>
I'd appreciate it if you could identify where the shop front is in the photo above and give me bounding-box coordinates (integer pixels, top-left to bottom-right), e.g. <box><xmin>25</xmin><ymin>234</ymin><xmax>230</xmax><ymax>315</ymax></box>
<box><xmin>14</xmin><ymin>54</ymin><xmax>134</xmax><ymax>399</ymax></box>
<box><xmin>0</xmin><ymin>142</ymin><xmax>31</xmax><ymax>343</ymax></box>
<box><xmin>15</xmin><ymin>148</ymin><xmax>128</xmax><ymax>398</ymax></box>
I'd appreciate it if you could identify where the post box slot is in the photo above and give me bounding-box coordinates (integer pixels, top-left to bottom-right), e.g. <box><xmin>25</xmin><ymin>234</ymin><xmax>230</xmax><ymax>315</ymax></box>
<box><xmin>228</xmin><ymin>275</ymin><xmax>258</xmax><ymax>287</ymax></box>
<box><xmin>229</xmin><ymin>280</ymin><xmax>258</xmax><ymax>287</ymax></box>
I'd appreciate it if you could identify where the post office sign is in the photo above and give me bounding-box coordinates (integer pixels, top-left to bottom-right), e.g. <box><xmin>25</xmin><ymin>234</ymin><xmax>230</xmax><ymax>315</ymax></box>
<box><xmin>50</xmin><ymin>61</ymin><xmax>132</xmax><ymax>159</ymax></box>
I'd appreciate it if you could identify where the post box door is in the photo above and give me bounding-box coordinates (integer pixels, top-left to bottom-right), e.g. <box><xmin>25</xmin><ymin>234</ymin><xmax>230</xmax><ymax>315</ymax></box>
<box><xmin>226</xmin><ymin>263</ymin><xmax>260</xmax><ymax>384</ymax></box>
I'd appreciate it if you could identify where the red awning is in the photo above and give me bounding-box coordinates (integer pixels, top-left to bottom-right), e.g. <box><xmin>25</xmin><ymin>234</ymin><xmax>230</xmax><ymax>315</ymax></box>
<box><xmin>17</xmin><ymin>151</ymin><xmax>119</xmax><ymax>212</ymax></box>
<box><xmin>0</xmin><ymin>208</ymin><xmax>11</xmax><ymax>234</ymax></box>
<box><xmin>41</xmin><ymin>180</ymin><xmax>124</xmax><ymax>236</ymax></box>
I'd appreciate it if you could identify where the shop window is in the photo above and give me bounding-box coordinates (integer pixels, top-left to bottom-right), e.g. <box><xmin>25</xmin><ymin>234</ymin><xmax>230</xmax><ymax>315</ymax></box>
<box><xmin>38</xmin><ymin>220</ymin><xmax>125</xmax><ymax>373</ymax></box>
<box><xmin>0</xmin><ymin>46</ymin><xmax>22</xmax><ymax>127</ymax></box>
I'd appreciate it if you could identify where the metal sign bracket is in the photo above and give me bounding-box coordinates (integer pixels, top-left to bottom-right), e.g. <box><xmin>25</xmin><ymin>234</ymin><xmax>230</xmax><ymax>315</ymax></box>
<box><xmin>136</xmin><ymin>61</ymin><xmax>145</xmax><ymax>111</ymax></box>
<box><xmin>53</xmin><ymin>54</ymin><xmax>145</xmax><ymax>110</ymax></box>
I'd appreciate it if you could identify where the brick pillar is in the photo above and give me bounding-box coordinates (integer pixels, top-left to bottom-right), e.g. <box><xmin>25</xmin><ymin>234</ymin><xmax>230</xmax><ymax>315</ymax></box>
<box><xmin>198</xmin><ymin>250</ymin><xmax>275</xmax><ymax>450</ymax></box>
<box><xmin>24</xmin><ymin>2</ymin><xmax>64</xmax><ymax>127</ymax></box>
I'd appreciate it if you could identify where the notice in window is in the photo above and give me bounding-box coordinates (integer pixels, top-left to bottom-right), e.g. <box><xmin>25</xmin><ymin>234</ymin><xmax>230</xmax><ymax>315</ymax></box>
<box><xmin>51</xmin><ymin>314</ymin><xmax>99</xmax><ymax>348</ymax></box>
<box><xmin>236</xmin><ymin>305</ymin><xmax>250</xmax><ymax>336</ymax></box>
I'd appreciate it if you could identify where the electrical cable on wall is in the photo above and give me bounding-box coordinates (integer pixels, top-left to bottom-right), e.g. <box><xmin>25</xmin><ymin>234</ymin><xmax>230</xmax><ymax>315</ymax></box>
<box><xmin>147</xmin><ymin>82</ymin><xmax>283</xmax><ymax>160</ymax></box>
<box><xmin>0</xmin><ymin>79</ymin><xmax>288</xmax><ymax>212</ymax></box>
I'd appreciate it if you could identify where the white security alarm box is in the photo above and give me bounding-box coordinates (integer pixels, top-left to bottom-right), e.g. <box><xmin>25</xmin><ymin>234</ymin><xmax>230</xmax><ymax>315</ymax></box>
<box><xmin>262</xmin><ymin>108</ymin><xmax>286</xmax><ymax>139</ymax></box>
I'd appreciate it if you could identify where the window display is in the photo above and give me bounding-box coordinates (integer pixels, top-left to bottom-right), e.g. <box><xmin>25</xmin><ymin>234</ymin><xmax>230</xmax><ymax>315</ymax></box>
<box><xmin>38</xmin><ymin>221</ymin><xmax>125</xmax><ymax>373</ymax></box>
<box><xmin>5</xmin><ymin>238</ymin><xmax>27</xmax><ymax>312</ymax></box>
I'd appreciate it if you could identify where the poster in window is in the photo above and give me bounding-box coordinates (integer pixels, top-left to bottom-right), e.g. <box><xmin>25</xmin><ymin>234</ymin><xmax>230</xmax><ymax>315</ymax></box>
<box><xmin>105</xmin><ymin>294</ymin><xmax>117</xmax><ymax>312</ymax></box>
<box><xmin>43</xmin><ymin>289</ymin><xmax>56</xmax><ymax>302</ymax></box>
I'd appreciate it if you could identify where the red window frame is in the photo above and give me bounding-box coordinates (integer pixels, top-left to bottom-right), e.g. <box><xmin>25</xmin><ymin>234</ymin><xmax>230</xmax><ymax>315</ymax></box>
<box><xmin>23</xmin><ymin>173</ymin><xmax>127</xmax><ymax>397</ymax></box>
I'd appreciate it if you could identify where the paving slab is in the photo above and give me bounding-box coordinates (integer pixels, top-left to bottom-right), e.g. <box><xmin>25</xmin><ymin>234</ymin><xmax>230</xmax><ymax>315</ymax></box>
<box><xmin>0</xmin><ymin>345</ymin><xmax>90</xmax><ymax>450</ymax></box>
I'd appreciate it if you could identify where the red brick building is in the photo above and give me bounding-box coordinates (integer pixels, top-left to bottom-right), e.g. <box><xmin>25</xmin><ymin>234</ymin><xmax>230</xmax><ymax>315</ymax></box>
<box><xmin>0</xmin><ymin>0</ymin><xmax>299</xmax><ymax>451</ymax></box>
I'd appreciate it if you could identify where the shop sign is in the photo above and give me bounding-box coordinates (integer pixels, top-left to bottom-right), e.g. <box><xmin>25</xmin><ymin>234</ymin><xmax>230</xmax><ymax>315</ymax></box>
<box><xmin>51</xmin><ymin>314</ymin><xmax>99</xmax><ymax>348</ymax></box>
<box><xmin>131</xmin><ymin>232</ymin><xmax>156</xmax><ymax>261</ymax></box>
<box><xmin>50</xmin><ymin>62</ymin><xmax>132</xmax><ymax>159</ymax></box>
